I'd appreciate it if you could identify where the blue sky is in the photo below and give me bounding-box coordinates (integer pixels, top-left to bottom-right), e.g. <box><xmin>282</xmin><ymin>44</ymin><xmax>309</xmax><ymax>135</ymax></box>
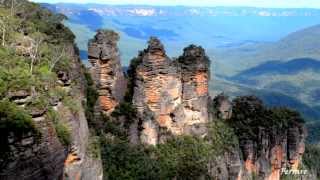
<box><xmin>31</xmin><ymin>0</ymin><xmax>320</xmax><ymax>8</ymax></box>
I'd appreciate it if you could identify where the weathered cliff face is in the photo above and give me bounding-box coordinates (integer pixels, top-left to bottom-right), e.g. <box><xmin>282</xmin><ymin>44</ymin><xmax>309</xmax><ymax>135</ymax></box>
<box><xmin>62</xmin><ymin>45</ymin><xmax>103</xmax><ymax>180</ymax></box>
<box><xmin>226</xmin><ymin>96</ymin><xmax>308</xmax><ymax>180</ymax></box>
<box><xmin>0</xmin><ymin>42</ymin><xmax>102</xmax><ymax>180</ymax></box>
<box><xmin>177</xmin><ymin>44</ymin><xmax>210</xmax><ymax>132</ymax></box>
<box><xmin>88</xmin><ymin>30</ymin><xmax>127</xmax><ymax>114</ymax></box>
<box><xmin>85</xmin><ymin>32</ymin><xmax>308</xmax><ymax>180</ymax></box>
<box><xmin>0</xmin><ymin>114</ymin><xmax>67</xmax><ymax>180</ymax></box>
<box><xmin>131</xmin><ymin>37</ymin><xmax>210</xmax><ymax>145</ymax></box>
<box><xmin>239</xmin><ymin>125</ymin><xmax>306</xmax><ymax>180</ymax></box>
<box><xmin>212</xmin><ymin>93</ymin><xmax>233</xmax><ymax>120</ymax></box>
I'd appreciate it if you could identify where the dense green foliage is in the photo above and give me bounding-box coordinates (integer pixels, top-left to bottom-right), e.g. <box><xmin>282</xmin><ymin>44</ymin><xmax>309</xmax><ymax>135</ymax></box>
<box><xmin>0</xmin><ymin>0</ymin><xmax>78</xmax><ymax>150</ymax></box>
<box><xmin>99</xmin><ymin>120</ymin><xmax>238</xmax><ymax>180</ymax></box>
<box><xmin>0</xmin><ymin>100</ymin><xmax>37</xmax><ymax>163</ymax></box>
<box><xmin>303</xmin><ymin>144</ymin><xmax>320</xmax><ymax>177</ymax></box>
<box><xmin>83</xmin><ymin>71</ymin><xmax>99</xmax><ymax>127</ymax></box>
<box><xmin>306</xmin><ymin>121</ymin><xmax>320</xmax><ymax>143</ymax></box>
<box><xmin>47</xmin><ymin>109</ymin><xmax>71</xmax><ymax>146</ymax></box>
<box><xmin>229</xmin><ymin>96</ymin><xmax>305</xmax><ymax>140</ymax></box>
<box><xmin>87</xmin><ymin>135</ymin><xmax>101</xmax><ymax>159</ymax></box>
<box><xmin>101</xmin><ymin>136</ymin><xmax>212</xmax><ymax>180</ymax></box>
<box><xmin>101</xmin><ymin>139</ymin><xmax>160</xmax><ymax>180</ymax></box>
<box><xmin>0</xmin><ymin>48</ymin><xmax>34</xmax><ymax>97</ymax></box>
<box><xmin>206</xmin><ymin>120</ymin><xmax>238</xmax><ymax>154</ymax></box>
<box><xmin>154</xmin><ymin>136</ymin><xmax>212</xmax><ymax>179</ymax></box>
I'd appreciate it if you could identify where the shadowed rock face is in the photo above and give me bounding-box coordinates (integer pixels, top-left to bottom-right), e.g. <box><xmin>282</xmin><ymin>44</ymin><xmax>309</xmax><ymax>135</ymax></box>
<box><xmin>131</xmin><ymin>38</ymin><xmax>210</xmax><ymax>145</ymax></box>
<box><xmin>229</xmin><ymin>96</ymin><xmax>307</xmax><ymax>180</ymax></box>
<box><xmin>0</xmin><ymin>119</ymin><xmax>67</xmax><ymax>180</ymax></box>
<box><xmin>88</xmin><ymin>30</ymin><xmax>127</xmax><ymax>114</ymax></box>
<box><xmin>240</xmin><ymin>125</ymin><xmax>306</xmax><ymax>180</ymax></box>
<box><xmin>1</xmin><ymin>44</ymin><xmax>102</xmax><ymax>180</ymax></box>
<box><xmin>212</xmin><ymin>94</ymin><xmax>233</xmax><ymax>120</ymax></box>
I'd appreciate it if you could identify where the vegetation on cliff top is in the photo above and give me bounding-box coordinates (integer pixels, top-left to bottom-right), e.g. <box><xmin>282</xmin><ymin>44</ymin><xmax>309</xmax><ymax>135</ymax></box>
<box><xmin>229</xmin><ymin>96</ymin><xmax>305</xmax><ymax>140</ymax></box>
<box><xmin>0</xmin><ymin>100</ymin><xmax>37</xmax><ymax>166</ymax></box>
<box><xmin>303</xmin><ymin>144</ymin><xmax>320</xmax><ymax>177</ymax></box>
<box><xmin>0</xmin><ymin>0</ymin><xmax>77</xmax><ymax>151</ymax></box>
<box><xmin>100</xmin><ymin>120</ymin><xmax>238</xmax><ymax>180</ymax></box>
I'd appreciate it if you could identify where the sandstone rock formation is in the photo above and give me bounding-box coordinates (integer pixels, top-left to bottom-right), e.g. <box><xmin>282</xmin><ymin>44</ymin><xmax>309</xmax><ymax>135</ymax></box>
<box><xmin>212</xmin><ymin>93</ymin><xmax>233</xmax><ymax>120</ymax></box>
<box><xmin>177</xmin><ymin>44</ymin><xmax>210</xmax><ymax>131</ymax></box>
<box><xmin>238</xmin><ymin>125</ymin><xmax>306</xmax><ymax>180</ymax></box>
<box><xmin>129</xmin><ymin>37</ymin><xmax>210</xmax><ymax>145</ymax></box>
<box><xmin>62</xmin><ymin>44</ymin><xmax>103</xmax><ymax>180</ymax></box>
<box><xmin>0</xmin><ymin>118</ymin><xmax>67</xmax><ymax>180</ymax></box>
<box><xmin>229</xmin><ymin>96</ymin><xmax>307</xmax><ymax>180</ymax></box>
<box><xmin>0</xmin><ymin>43</ymin><xmax>103</xmax><ymax>180</ymax></box>
<box><xmin>88</xmin><ymin>30</ymin><xmax>126</xmax><ymax>114</ymax></box>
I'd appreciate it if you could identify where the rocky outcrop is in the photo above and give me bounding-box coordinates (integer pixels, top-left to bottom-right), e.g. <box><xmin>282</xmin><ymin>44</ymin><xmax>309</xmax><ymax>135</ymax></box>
<box><xmin>227</xmin><ymin>96</ymin><xmax>308</xmax><ymax>180</ymax></box>
<box><xmin>177</xmin><ymin>44</ymin><xmax>210</xmax><ymax>132</ymax></box>
<box><xmin>62</xmin><ymin>44</ymin><xmax>103</xmax><ymax>180</ymax></box>
<box><xmin>129</xmin><ymin>37</ymin><xmax>210</xmax><ymax>145</ymax></box>
<box><xmin>88</xmin><ymin>30</ymin><xmax>126</xmax><ymax>114</ymax></box>
<box><xmin>132</xmin><ymin>37</ymin><xmax>183</xmax><ymax>145</ymax></box>
<box><xmin>208</xmin><ymin>146</ymin><xmax>244</xmax><ymax>180</ymax></box>
<box><xmin>212</xmin><ymin>93</ymin><xmax>233</xmax><ymax>120</ymax></box>
<box><xmin>0</xmin><ymin>117</ymin><xmax>67</xmax><ymax>180</ymax></box>
<box><xmin>238</xmin><ymin>125</ymin><xmax>307</xmax><ymax>180</ymax></box>
<box><xmin>1</xmin><ymin>42</ymin><xmax>102</xmax><ymax>180</ymax></box>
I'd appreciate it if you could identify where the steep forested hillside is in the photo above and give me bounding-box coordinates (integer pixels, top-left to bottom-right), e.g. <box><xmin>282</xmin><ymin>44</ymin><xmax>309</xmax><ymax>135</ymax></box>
<box><xmin>230</xmin><ymin>58</ymin><xmax>320</xmax><ymax>105</ymax></box>
<box><xmin>0</xmin><ymin>1</ymin><xmax>102</xmax><ymax>179</ymax></box>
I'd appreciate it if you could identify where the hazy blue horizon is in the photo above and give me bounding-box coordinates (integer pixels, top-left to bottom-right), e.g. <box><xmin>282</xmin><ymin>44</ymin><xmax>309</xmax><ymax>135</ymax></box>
<box><xmin>31</xmin><ymin>0</ymin><xmax>320</xmax><ymax>9</ymax></box>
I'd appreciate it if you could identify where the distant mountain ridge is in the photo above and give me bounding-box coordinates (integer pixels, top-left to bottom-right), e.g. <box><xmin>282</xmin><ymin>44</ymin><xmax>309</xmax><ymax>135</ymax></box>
<box><xmin>235</xmin><ymin>58</ymin><xmax>320</xmax><ymax>78</ymax></box>
<box><xmin>224</xmin><ymin>57</ymin><xmax>320</xmax><ymax>120</ymax></box>
<box><xmin>211</xmin><ymin>78</ymin><xmax>320</xmax><ymax>121</ymax></box>
<box><xmin>42</xmin><ymin>2</ymin><xmax>320</xmax><ymax>121</ymax></box>
<box><xmin>216</xmin><ymin>24</ymin><xmax>320</xmax><ymax>75</ymax></box>
<box><xmin>42</xmin><ymin>3</ymin><xmax>320</xmax><ymax>17</ymax></box>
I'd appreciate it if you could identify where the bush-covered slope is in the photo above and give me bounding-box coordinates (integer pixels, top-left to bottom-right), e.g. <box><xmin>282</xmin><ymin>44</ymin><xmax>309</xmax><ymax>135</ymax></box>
<box><xmin>0</xmin><ymin>1</ymin><xmax>103</xmax><ymax>179</ymax></box>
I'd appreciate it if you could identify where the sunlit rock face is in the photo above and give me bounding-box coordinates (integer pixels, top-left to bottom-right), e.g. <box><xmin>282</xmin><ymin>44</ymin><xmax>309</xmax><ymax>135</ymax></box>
<box><xmin>177</xmin><ymin>45</ymin><xmax>210</xmax><ymax>132</ymax></box>
<box><xmin>131</xmin><ymin>37</ymin><xmax>210</xmax><ymax>145</ymax></box>
<box><xmin>88</xmin><ymin>30</ymin><xmax>126</xmax><ymax>114</ymax></box>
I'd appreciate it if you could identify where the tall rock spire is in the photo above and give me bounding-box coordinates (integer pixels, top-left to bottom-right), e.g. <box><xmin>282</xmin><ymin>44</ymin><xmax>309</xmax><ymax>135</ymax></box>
<box><xmin>88</xmin><ymin>30</ymin><xmax>126</xmax><ymax>113</ymax></box>
<box><xmin>177</xmin><ymin>45</ymin><xmax>210</xmax><ymax>127</ymax></box>
<box><xmin>131</xmin><ymin>38</ymin><xmax>210</xmax><ymax>145</ymax></box>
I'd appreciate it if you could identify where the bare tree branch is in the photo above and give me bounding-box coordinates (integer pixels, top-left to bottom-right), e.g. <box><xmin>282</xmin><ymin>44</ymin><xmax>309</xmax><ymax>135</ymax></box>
<box><xmin>0</xmin><ymin>18</ymin><xmax>7</xmax><ymax>46</ymax></box>
<box><xmin>30</xmin><ymin>36</ymin><xmax>43</xmax><ymax>74</ymax></box>
<box><xmin>50</xmin><ymin>45</ymin><xmax>66</xmax><ymax>72</ymax></box>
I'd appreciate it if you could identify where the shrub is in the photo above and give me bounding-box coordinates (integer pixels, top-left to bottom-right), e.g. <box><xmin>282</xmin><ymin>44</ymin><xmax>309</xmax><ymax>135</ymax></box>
<box><xmin>47</xmin><ymin>109</ymin><xmax>71</xmax><ymax>146</ymax></box>
<box><xmin>206</xmin><ymin>121</ymin><xmax>238</xmax><ymax>155</ymax></box>
<box><xmin>87</xmin><ymin>136</ymin><xmax>101</xmax><ymax>159</ymax></box>
<box><xmin>0</xmin><ymin>100</ymin><xmax>37</xmax><ymax>162</ymax></box>
<box><xmin>0</xmin><ymin>52</ymin><xmax>34</xmax><ymax>97</ymax></box>
<box><xmin>62</xmin><ymin>96</ymin><xmax>80</xmax><ymax>114</ymax></box>
<box><xmin>101</xmin><ymin>139</ymin><xmax>161</xmax><ymax>180</ymax></box>
<box><xmin>83</xmin><ymin>71</ymin><xmax>99</xmax><ymax>128</ymax></box>
<box><xmin>111</xmin><ymin>102</ymin><xmax>136</xmax><ymax>129</ymax></box>
<box><xmin>303</xmin><ymin>144</ymin><xmax>320</xmax><ymax>177</ymax></box>
<box><xmin>55</xmin><ymin>121</ymin><xmax>71</xmax><ymax>146</ymax></box>
<box><xmin>154</xmin><ymin>136</ymin><xmax>212</xmax><ymax>179</ymax></box>
<box><xmin>229</xmin><ymin>96</ymin><xmax>305</xmax><ymax>140</ymax></box>
<box><xmin>26</xmin><ymin>95</ymin><xmax>49</xmax><ymax>111</ymax></box>
<box><xmin>102</xmin><ymin>114</ymin><xmax>128</xmax><ymax>139</ymax></box>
